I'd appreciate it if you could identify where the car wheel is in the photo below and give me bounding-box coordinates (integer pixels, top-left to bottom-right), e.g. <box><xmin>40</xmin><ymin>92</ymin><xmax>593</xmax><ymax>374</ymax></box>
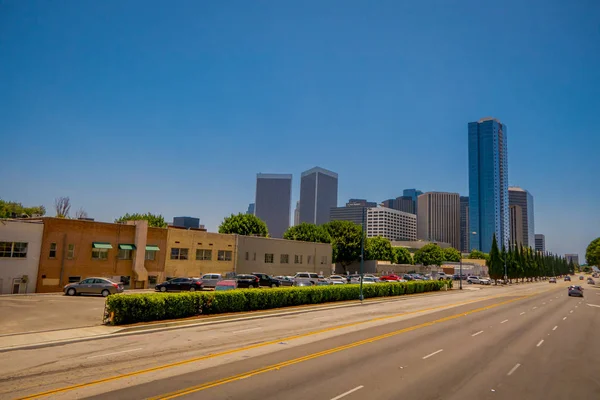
<box><xmin>66</xmin><ymin>288</ymin><xmax>76</xmax><ymax>296</ymax></box>
<box><xmin>271</xmin><ymin>283</ymin><xmax>277</xmax><ymax>288</ymax></box>
<box><xmin>160</xmin><ymin>286</ymin><xmax>167</xmax><ymax>292</ymax></box>
<box><xmin>101</xmin><ymin>289</ymin><xmax>110</xmax><ymax>297</ymax></box>
<box><xmin>189</xmin><ymin>287</ymin><xmax>196</xmax><ymax>292</ymax></box>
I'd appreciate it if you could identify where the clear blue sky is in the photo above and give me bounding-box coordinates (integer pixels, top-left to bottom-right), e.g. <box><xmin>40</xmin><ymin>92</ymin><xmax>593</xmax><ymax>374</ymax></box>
<box><xmin>1</xmin><ymin>0</ymin><xmax>599</xmax><ymax>261</ymax></box>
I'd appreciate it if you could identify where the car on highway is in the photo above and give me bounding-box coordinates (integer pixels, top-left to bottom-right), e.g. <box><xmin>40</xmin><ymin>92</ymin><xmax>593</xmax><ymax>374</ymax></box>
<box><xmin>200</xmin><ymin>273</ymin><xmax>223</xmax><ymax>288</ymax></box>
<box><xmin>380</xmin><ymin>274</ymin><xmax>402</xmax><ymax>282</ymax></box>
<box><xmin>215</xmin><ymin>280</ymin><xmax>237</xmax><ymax>291</ymax></box>
<box><xmin>587</xmin><ymin>278</ymin><xmax>595</xmax><ymax>285</ymax></box>
<box><xmin>274</xmin><ymin>276</ymin><xmax>294</xmax><ymax>286</ymax></box>
<box><xmin>235</xmin><ymin>274</ymin><xmax>261</xmax><ymax>288</ymax></box>
<box><xmin>579</xmin><ymin>276</ymin><xmax>585</xmax><ymax>280</ymax></box>
<box><xmin>549</xmin><ymin>277</ymin><xmax>557</xmax><ymax>283</ymax></box>
<box><xmin>568</xmin><ymin>285</ymin><xmax>584</xmax><ymax>297</ymax></box>
<box><xmin>155</xmin><ymin>277</ymin><xmax>204</xmax><ymax>292</ymax></box>
<box><xmin>251</xmin><ymin>272</ymin><xmax>281</xmax><ymax>288</ymax></box>
<box><xmin>564</xmin><ymin>276</ymin><xmax>571</xmax><ymax>282</ymax></box>
<box><xmin>293</xmin><ymin>272</ymin><xmax>320</xmax><ymax>286</ymax></box>
<box><xmin>64</xmin><ymin>277</ymin><xmax>124</xmax><ymax>297</ymax></box>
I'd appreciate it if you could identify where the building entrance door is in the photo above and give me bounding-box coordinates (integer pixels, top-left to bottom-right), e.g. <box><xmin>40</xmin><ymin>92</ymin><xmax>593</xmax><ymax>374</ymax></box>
<box><xmin>12</xmin><ymin>278</ymin><xmax>22</xmax><ymax>294</ymax></box>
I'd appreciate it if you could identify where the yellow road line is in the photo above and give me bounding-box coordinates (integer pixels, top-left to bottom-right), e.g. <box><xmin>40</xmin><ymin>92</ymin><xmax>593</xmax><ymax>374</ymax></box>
<box><xmin>151</xmin><ymin>296</ymin><xmax>526</xmax><ymax>400</ymax></box>
<box><xmin>18</xmin><ymin>291</ymin><xmax>539</xmax><ymax>400</ymax></box>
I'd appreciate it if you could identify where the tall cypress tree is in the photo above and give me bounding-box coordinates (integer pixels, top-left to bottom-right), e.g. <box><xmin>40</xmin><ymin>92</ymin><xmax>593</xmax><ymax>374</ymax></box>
<box><xmin>489</xmin><ymin>234</ymin><xmax>503</xmax><ymax>282</ymax></box>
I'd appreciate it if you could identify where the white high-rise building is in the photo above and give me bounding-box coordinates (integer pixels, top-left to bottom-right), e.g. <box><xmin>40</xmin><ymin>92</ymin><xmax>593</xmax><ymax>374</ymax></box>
<box><xmin>366</xmin><ymin>207</ymin><xmax>416</xmax><ymax>241</ymax></box>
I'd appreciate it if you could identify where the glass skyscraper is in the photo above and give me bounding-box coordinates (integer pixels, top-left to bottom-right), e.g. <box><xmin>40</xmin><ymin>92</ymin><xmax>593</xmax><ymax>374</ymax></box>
<box><xmin>468</xmin><ymin>117</ymin><xmax>509</xmax><ymax>253</ymax></box>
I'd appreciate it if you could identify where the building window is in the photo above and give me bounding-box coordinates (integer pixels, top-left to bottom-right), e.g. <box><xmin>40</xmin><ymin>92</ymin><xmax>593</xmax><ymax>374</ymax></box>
<box><xmin>307</xmin><ymin>255</ymin><xmax>312</xmax><ymax>265</ymax></box>
<box><xmin>145</xmin><ymin>250</ymin><xmax>156</xmax><ymax>261</ymax></box>
<box><xmin>170</xmin><ymin>248</ymin><xmax>189</xmax><ymax>260</ymax></box>
<box><xmin>118</xmin><ymin>249</ymin><xmax>132</xmax><ymax>260</ymax></box>
<box><xmin>321</xmin><ymin>256</ymin><xmax>328</xmax><ymax>264</ymax></box>
<box><xmin>49</xmin><ymin>243</ymin><xmax>57</xmax><ymax>258</ymax></box>
<box><xmin>265</xmin><ymin>253</ymin><xmax>274</xmax><ymax>263</ymax></box>
<box><xmin>196</xmin><ymin>249</ymin><xmax>212</xmax><ymax>260</ymax></box>
<box><xmin>92</xmin><ymin>248</ymin><xmax>109</xmax><ymax>260</ymax></box>
<box><xmin>67</xmin><ymin>244</ymin><xmax>75</xmax><ymax>259</ymax></box>
<box><xmin>294</xmin><ymin>254</ymin><xmax>303</xmax><ymax>264</ymax></box>
<box><xmin>280</xmin><ymin>254</ymin><xmax>289</xmax><ymax>264</ymax></box>
<box><xmin>253</xmin><ymin>252</ymin><xmax>256</xmax><ymax>261</ymax></box>
<box><xmin>0</xmin><ymin>242</ymin><xmax>28</xmax><ymax>258</ymax></box>
<box><xmin>245</xmin><ymin>252</ymin><xmax>249</xmax><ymax>261</ymax></box>
<box><xmin>217</xmin><ymin>250</ymin><xmax>232</xmax><ymax>261</ymax></box>
<box><xmin>68</xmin><ymin>276</ymin><xmax>81</xmax><ymax>283</ymax></box>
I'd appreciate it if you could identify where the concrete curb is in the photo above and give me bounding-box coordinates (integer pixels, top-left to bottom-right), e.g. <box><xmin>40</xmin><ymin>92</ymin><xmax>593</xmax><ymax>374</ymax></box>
<box><xmin>0</xmin><ymin>291</ymin><xmax>457</xmax><ymax>353</ymax></box>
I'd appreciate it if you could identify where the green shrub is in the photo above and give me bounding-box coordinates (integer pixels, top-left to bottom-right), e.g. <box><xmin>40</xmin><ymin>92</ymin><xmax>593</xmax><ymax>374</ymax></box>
<box><xmin>105</xmin><ymin>279</ymin><xmax>449</xmax><ymax>325</ymax></box>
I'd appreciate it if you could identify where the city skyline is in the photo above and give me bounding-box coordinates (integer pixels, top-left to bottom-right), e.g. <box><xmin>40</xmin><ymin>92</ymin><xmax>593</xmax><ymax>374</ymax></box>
<box><xmin>1</xmin><ymin>2</ymin><xmax>598</xmax><ymax>261</ymax></box>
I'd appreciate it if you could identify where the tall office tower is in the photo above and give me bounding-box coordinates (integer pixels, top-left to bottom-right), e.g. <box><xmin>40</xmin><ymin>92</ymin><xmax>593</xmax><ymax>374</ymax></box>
<box><xmin>416</xmin><ymin>192</ymin><xmax>461</xmax><ymax>250</ymax></box>
<box><xmin>246</xmin><ymin>203</ymin><xmax>255</xmax><ymax>215</ymax></box>
<box><xmin>468</xmin><ymin>117</ymin><xmax>509</xmax><ymax>252</ymax></box>
<box><xmin>381</xmin><ymin>196</ymin><xmax>415</xmax><ymax>214</ymax></box>
<box><xmin>509</xmin><ymin>205</ymin><xmax>524</xmax><ymax>246</ymax></box>
<box><xmin>565</xmin><ymin>254</ymin><xmax>579</xmax><ymax>266</ymax></box>
<box><xmin>381</xmin><ymin>199</ymin><xmax>396</xmax><ymax>209</ymax></box>
<box><xmin>299</xmin><ymin>167</ymin><xmax>338</xmax><ymax>225</ymax></box>
<box><xmin>508</xmin><ymin>187</ymin><xmax>535</xmax><ymax>248</ymax></box>
<box><xmin>366</xmin><ymin>207</ymin><xmax>417</xmax><ymax>241</ymax></box>
<box><xmin>535</xmin><ymin>234</ymin><xmax>546</xmax><ymax>252</ymax></box>
<box><xmin>254</xmin><ymin>173</ymin><xmax>292</xmax><ymax>238</ymax></box>
<box><xmin>403</xmin><ymin>189</ymin><xmax>423</xmax><ymax>214</ymax></box>
<box><xmin>293</xmin><ymin>201</ymin><xmax>300</xmax><ymax>226</ymax></box>
<box><xmin>460</xmin><ymin>196</ymin><xmax>469</xmax><ymax>253</ymax></box>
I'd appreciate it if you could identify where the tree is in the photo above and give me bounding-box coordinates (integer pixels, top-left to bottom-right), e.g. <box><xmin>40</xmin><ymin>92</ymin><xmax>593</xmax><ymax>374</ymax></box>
<box><xmin>322</xmin><ymin>220</ymin><xmax>363</xmax><ymax>270</ymax></box>
<box><xmin>365</xmin><ymin>236</ymin><xmax>394</xmax><ymax>262</ymax></box>
<box><xmin>585</xmin><ymin>237</ymin><xmax>600</xmax><ymax>266</ymax></box>
<box><xmin>393</xmin><ymin>246</ymin><xmax>413</xmax><ymax>265</ymax></box>
<box><xmin>488</xmin><ymin>234</ymin><xmax>503</xmax><ymax>282</ymax></box>
<box><xmin>284</xmin><ymin>223</ymin><xmax>330</xmax><ymax>243</ymax></box>
<box><xmin>54</xmin><ymin>197</ymin><xmax>71</xmax><ymax>218</ymax></box>
<box><xmin>218</xmin><ymin>213</ymin><xmax>268</xmax><ymax>236</ymax></box>
<box><xmin>443</xmin><ymin>247</ymin><xmax>461</xmax><ymax>262</ymax></box>
<box><xmin>468</xmin><ymin>249</ymin><xmax>489</xmax><ymax>262</ymax></box>
<box><xmin>413</xmin><ymin>244</ymin><xmax>444</xmax><ymax>266</ymax></box>
<box><xmin>74</xmin><ymin>207</ymin><xmax>89</xmax><ymax>219</ymax></box>
<box><xmin>116</xmin><ymin>212</ymin><xmax>168</xmax><ymax>228</ymax></box>
<box><xmin>0</xmin><ymin>199</ymin><xmax>46</xmax><ymax>218</ymax></box>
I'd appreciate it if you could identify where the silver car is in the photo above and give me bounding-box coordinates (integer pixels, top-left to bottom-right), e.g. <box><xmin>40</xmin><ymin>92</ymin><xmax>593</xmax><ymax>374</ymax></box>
<box><xmin>200</xmin><ymin>273</ymin><xmax>223</xmax><ymax>288</ymax></box>
<box><xmin>64</xmin><ymin>277</ymin><xmax>124</xmax><ymax>297</ymax></box>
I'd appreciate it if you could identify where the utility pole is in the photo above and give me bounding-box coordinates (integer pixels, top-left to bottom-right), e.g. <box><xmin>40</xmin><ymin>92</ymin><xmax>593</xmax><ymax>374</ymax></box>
<box><xmin>359</xmin><ymin>207</ymin><xmax>365</xmax><ymax>301</ymax></box>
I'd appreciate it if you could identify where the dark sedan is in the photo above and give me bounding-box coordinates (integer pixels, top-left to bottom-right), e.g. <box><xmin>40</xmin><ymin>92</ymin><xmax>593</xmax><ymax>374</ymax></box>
<box><xmin>252</xmin><ymin>272</ymin><xmax>281</xmax><ymax>288</ymax></box>
<box><xmin>236</xmin><ymin>274</ymin><xmax>260</xmax><ymax>289</ymax></box>
<box><xmin>155</xmin><ymin>277</ymin><xmax>203</xmax><ymax>292</ymax></box>
<box><xmin>274</xmin><ymin>276</ymin><xmax>294</xmax><ymax>286</ymax></box>
<box><xmin>568</xmin><ymin>285</ymin><xmax>584</xmax><ymax>297</ymax></box>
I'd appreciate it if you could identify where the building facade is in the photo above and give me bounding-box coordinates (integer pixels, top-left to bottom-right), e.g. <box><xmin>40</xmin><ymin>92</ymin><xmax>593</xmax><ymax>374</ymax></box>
<box><xmin>330</xmin><ymin>205</ymin><xmax>367</xmax><ymax>227</ymax></box>
<box><xmin>403</xmin><ymin>189</ymin><xmax>423</xmax><ymax>214</ymax></box>
<box><xmin>246</xmin><ymin>203</ymin><xmax>255</xmax><ymax>215</ymax></box>
<box><xmin>172</xmin><ymin>216</ymin><xmax>200</xmax><ymax>230</ymax></box>
<box><xmin>535</xmin><ymin>234</ymin><xmax>546</xmax><ymax>252</ymax></box>
<box><xmin>36</xmin><ymin>218</ymin><xmax>168</xmax><ymax>293</ymax></box>
<box><xmin>0</xmin><ymin>219</ymin><xmax>44</xmax><ymax>294</ymax></box>
<box><xmin>509</xmin><ymin>205</ymin><xmax>524</xmax><ymax>247</ymax></box>
<box><xmin>236</xmin><ymin>236</ymin><xmax>332</xmax><ymax>276</ymax></box>
<box><xmin>508</xmin><ymin>187</ymin><xmax>535</xmax><ymax>248</ymax></box>
<box><xmin>299</xmin><ymin>167</ymin><xmax>338</xmax><ymax>225</ymax></box>
<box><xmin>416</xmin><ymin>192</ymin><xmax>461</xmax><ymax>250</ymax></box>
<box><xmin>294</xmin><ymin>201</ymin><xmax>300</xmax><ymax>226</ymax></box>
<box><xmin>460</xmin><ymin>196</ymin><xmax>469</xmax><ymax>253</ymax></box>
<box><xmin>565</xmin><ymin>254</ymin><xmax>579</xmax><ymax>266</ymax></box>
<box><xmin>381</xmin><ymin>196</ymin><xmax>415</xmax><ymax>214</ymax></box>
<box><xmin>468</xmin><ymin>117</ymin><xmax>510</xmax><ymax>252</ymax></box>
<box><xmin>347</xmin><ymin>199</ymin><xmax>377</xmax><ymax>208</ymax></box>
<box><xmin>254</xmin><ymin>173</ymin><xmax>292</xmax><ymax>238</ymax></box>
<box><xmin>366</xmin><ymin>207</ymin><xmax>416</xmax><ymax>241</ymax></box>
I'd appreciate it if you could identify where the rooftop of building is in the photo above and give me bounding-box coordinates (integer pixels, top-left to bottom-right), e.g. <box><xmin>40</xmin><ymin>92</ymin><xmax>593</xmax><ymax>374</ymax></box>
<box><xmin>301</xmin><ymin>166</ymin><xmax>338</xmax><ymax>179</ymax></box>
<box><xmin>256</xmin><ymin>173</ymin><xmax>293</xmax><ymax>180</ymax></box>
<box><xmin>478</xmin><ymin>116</ymin><xmax>502</xmax><ymax>124</ymax></box>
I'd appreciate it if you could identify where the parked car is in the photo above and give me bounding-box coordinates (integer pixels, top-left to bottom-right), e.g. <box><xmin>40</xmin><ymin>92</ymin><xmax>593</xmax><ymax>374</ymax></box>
<box><xmin>64</xmin><ymin>277</ymin><xmax>124</xmax><ymax>297</ymax></box>
<box><xmin>467</xmin><ymin>276</ymin><xmax>481</xmax><ymax>284</ymax></box>
<box><xmin>362</xmin><ymin>277</ymin><xmax>377</xmax><ymax>284</ymax></box>
<box><xmin>549</xmin><ymin>277</ymin><xmax>557</xmax><ymax>283</ymax></box>
<box><xmin>155</xmin><ymin>277</ymin><xmax>204</xmax><ymax>292</ymax></box>
<box><xmin>380</xmin><ymin>274</ymin><xmax>402</xmax><ymax>282</ymax></box>
<box><xmin>478</xmin><ymin>277</ymin><xmax>491</xmax><ymax>285</ymax></box>
<box><xmin>293</xmin><ymin>272</ymin><xmax>320</xmax><ymax>286</ymax></box>
<box><xmin>402</xmin><ymin>274</ymin><xmax>415</xmax><ymax>281</ymax></box>
<box><xmin>568</xmin><ymin>285</ymin><xmax>584</xmax><ymax>297</ymax></box>
<box><xmin>328</xmin><ymin>275</ymin><xmax>347</xmax><ymax>285</ymax></box>
<box><xmin>200</xmin><ymin>273</ymin><xmax>223</xmax><ymax>288</ymax></box>
<box><xmin>347</xmin><ymin>274</ymin><xmax>361</xmax><ymax>283</ymax></box>
<box><xmin>215</xmin><ymin>280</ymin><xmax>237</xmax><ymax>291</ymax></box>
<box><xmin>294</xmin><ymin>280</ymin><xmax>313</xmax><ymax>287</ymax></box>
<box><xmin>236</xmin><ymin>274</ymin><xmax>260</xmax><ymax>289</ymax></box>
<box><xmin>252</xmin><ymin>272</ymin><xmax>281</xmax><ymax>288</ymax></box>
<box><xmin>436</xmin><ymin>272</ymin><xmax>451</xmax><ymax>280</ymax></box>
<box><xmin>274</xmin><ymin>276</ymin><xmax>294</xmax><ymax>286</ymax></box>
<box><xmin>564</xmin><ymin>276</ymin><xmax>571</xmax><ymax>282</ymax></box>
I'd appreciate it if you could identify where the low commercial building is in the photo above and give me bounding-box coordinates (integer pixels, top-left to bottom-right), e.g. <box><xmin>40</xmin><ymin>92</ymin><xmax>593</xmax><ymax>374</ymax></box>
<box><xmin>367</xmin><ymin>207</ymin><xmax>416</xmax><ymax>241</ymax></box>
<box><xmin>0</xmin><ymin>219</ymin><xmax>44</xmax><ymax>294</ymax></box>
<box><xmin>236</xmin><ymin>235</ymin><xmax>332</xmax><ymax>276</ymax></box>
<box><xmin>36</xmin><ymin>218</ymin><xmax>168</xmax><ymax>293</ymax></box>
<box><xmin>164</xmin><ymin>227</ymin><xmax>236</xmax><ymax>279</ymax></box>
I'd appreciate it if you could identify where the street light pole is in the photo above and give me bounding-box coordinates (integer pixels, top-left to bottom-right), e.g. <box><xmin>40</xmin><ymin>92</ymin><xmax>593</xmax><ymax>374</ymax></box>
<box><xmin>359</xmin><ymin>207</ymin><xmax>365</xmax><ymax>301</ymax></box>
<box><xmin>459</xmin><ymin>257</ymin><xmax>463</xmax><ymax>290</ymax></box>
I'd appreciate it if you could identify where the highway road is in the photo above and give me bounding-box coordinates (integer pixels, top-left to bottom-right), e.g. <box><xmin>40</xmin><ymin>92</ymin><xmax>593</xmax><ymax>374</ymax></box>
<box><xmin>2</xmin><ymin>281</ymin><xmax>599</xmax><ymax>400</ymax></box>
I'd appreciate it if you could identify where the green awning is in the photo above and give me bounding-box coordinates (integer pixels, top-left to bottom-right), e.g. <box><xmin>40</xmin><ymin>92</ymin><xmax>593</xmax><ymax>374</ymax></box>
<box><xmin>145</xmin><ymin>245</ymin><xmax>160</xmax><ymax>251</ymax></box>
<box><xmin>118</xmin><ymin>244</ymin><xmax>136</xmax><ymax>250</ymax></box>
<box><xmin>92</xmin><ymin>242</ymin><xmax>113</xmax><ymax>249</ymax></box>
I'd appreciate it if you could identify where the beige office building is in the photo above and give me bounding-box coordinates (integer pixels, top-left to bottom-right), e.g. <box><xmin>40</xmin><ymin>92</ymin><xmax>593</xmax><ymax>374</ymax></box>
<box><xmin>509</xmin><ymin>205</ymin><xmax>524</xmax><ymax>247</ymax></box>
<box><xmin>417</xmin><ymin>192</ymin><xmax>460</xmax><ymax>250</ymax></box>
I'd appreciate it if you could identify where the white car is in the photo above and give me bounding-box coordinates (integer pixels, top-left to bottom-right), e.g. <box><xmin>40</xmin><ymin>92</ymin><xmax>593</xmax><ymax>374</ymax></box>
<box><xmin>478</xmin><ymin>277</ymin><xmax>491</xmax><ymax>285</ymax></box>
<box><xmin>467</xmin><ymin>276</ymin><xmax>481</xmax><ymax>284</ymax></box>
<box><xmin>361</xmin><ymin>277</ymin><xmax>377</xmax><ymax>284</ymax></box>
<box><xmin>328</xmin><ymin>275</ymin><xmax>347</xmax><ymax>285</ymax></box>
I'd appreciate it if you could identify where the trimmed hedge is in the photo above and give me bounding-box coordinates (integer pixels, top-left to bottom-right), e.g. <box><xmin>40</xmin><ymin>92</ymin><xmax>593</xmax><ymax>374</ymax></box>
<box><xmin>104</xmin><ymin>280</ymin><xmax>450</xmax><ymax>325</ymax></box>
